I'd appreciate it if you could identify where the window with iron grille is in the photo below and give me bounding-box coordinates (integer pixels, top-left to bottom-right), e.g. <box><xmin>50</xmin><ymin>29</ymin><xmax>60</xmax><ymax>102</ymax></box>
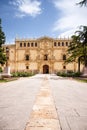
<box><xmin>26</xmin><ymin>55</ymin><xmax>29</xmax><ymax>60</ymax></box>
<box><xmin>63</xmin><ymin>54</ymin><xmax>66</xmax><ymax>60</ymax></box>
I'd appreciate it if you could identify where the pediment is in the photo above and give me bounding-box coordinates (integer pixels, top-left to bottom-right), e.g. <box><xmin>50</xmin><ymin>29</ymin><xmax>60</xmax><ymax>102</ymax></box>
<box><xmin>37</xmin><ymin>36</ymin><xmax>54</xmax><ymax>41</ymax></box>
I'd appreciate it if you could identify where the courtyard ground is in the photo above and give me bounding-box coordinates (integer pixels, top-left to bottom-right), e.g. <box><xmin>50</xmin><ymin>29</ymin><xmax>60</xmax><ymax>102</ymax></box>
<box><xmin>0</xmin><ymin>74</ymin><xmax>87</xmax><ymax>130</ymax></box>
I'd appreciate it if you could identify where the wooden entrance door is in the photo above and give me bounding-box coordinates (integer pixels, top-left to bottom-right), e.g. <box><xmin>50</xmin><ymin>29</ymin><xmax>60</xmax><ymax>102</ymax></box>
<box><xmin>43</xmin><ymin>65</ymin><xmax>49</xmax><ymax>74</ymax></box>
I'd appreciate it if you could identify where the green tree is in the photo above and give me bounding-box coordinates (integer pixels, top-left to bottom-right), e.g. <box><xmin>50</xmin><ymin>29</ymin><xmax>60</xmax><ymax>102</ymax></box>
<box><xmin>0</xmin><ymin>18</ymin><xmax>6</xmax><ymax>65</ymax></box>
<box><xmin>65</xmin><ymin>26</ymin><xmax>87</xmax><ymax>73</ymax></box>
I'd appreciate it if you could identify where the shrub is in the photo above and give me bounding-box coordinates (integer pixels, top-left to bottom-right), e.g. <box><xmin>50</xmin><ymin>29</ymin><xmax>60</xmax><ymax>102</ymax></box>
<box><xmin>0</xmin><ymin>67</ymin><xmax>3</xmax><ymax>72</ymax></box>
<box><xmin>57</xmin><ymin>71</ymin><xmax>81</xmax><ymax>77</ymax></box>
<box><xmin>57</xmin><ymin>72</ymin><xmax>67</xmax><ymax>77</ymax></box>
<box><xmin>73</xmin><ymin>72</ymin><xmax>81</xmax><ymax>77</ymax></box>
<box><xmin>11</xmin><ymin>72</ymin><xmax>33</xmax><ymax>77</ymax></box>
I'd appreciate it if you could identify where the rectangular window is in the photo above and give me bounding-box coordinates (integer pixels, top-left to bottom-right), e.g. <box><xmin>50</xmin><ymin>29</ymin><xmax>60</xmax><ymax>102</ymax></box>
<box><xmin>63</xmin><ymin>66</ymin><xmax>66</xmax><ymax>69</ymax></box>
<box><xmin>63</xmin><ymin>55</ymin><xmax>66</xmax><ymax>60</ymax></box>
<box><xmin>44</xmin><ymin>55</ymin><xmax>48</xmax><ymax>60</ymax></box>
<box><xmin>26</xmin><ymin>55</ymin><xmax>29</xmax><ymax>60</ymax></box>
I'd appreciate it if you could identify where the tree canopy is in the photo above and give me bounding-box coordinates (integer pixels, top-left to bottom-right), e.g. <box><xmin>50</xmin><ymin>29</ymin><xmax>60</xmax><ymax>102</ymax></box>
<box><xmin>77</xmin><ymin>0</ymin><xmax>87</xmax><ymax>6</ymax></box>
<box><xmin>0</xmin><ymin>18</ymin><xmax>6</xmax><ymax>65</ymax></box>
<box><xmin>65</xmin><ymin>26</ymin><xmax>87</xmax><ymax>72</ymax></box>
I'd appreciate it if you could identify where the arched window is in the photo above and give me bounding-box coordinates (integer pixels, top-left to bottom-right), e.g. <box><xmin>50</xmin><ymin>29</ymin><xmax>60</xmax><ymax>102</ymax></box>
<box><xmin>24</xmin><ymin>43</ymin><xmax>26</xmax><ymax>47</ymax></box>
<box><xmin>44</xmin><ymin>54</ymin><xmax>48</xmax><ymax>60</ymax></box>
<box><xmin>20</xmin><ymin>43</ymin><xmax>22</xmax><ymax>47</ymax></box>
<box><xmin>28</xmin><ymin>43</ymin><xmax>30</xmax><ymax>47</ymax></box>
<box><xmin>31</xmin><ymin>43</ymin><xmax>34</xmax><ymax>47</ymax></box>
<box><xmin>63</xmin><ymin>54</ymin><xmax>66</xmax><ymax>60</ymax></box>
<box><xmin>26</xmin><ymin>55</ymin><xmax>29</xmax><ymax>60</ymax></box>
<box><xmin>58</xmin><ymin>42</ymin><xmax>60</xmax><ymax>46</ymax></box>
<box><xmin>62</xmin><ymin>42</ymin><xmax>64</xmax><ymax>46</ymax></box>
<box><xmin>35</xmin><ymin>42</ymin><xmax>37</xmax><ymax>47</ymax></box>
<box><xmin>54</xmin><ymin>42</ymin><xmax>57</xmax><ymax>46</ymax></box>
<box><xmin>66</xmin><ymin>42</ymin><xmax>68</xmax><ymax>46</ymax></box>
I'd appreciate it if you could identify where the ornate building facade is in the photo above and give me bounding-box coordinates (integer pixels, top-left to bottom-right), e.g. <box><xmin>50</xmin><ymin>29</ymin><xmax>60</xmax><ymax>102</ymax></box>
<box><xmin>4</xmin><ymin>36</ymin><xmax>82</xmax><ymax>74</ymax></box>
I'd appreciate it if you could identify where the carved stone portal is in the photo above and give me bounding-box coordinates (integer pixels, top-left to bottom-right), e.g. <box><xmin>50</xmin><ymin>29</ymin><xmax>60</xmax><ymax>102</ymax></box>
<box><xmin>43</xmin><ymin>65</ymin><xmax>49</xmax><ymax>74</ymax></box>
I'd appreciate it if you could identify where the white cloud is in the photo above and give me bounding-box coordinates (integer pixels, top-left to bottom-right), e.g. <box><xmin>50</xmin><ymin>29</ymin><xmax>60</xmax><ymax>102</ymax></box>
<box><xmin>52</xmin><ymin>0</ymin><xmax>87</xmax><ymax>37</ymax></box>
<box><xmin>10</xmin><ymin>0</ymin><xmax>42</xmax><ymax>17</ymax></box>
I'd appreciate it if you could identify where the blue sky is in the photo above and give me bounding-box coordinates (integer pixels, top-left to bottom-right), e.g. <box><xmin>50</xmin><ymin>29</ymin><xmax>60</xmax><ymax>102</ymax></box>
<box><xmin>0</xmin><ymin>0</ymin><xmax>87</xmax><ymax>44</ymax></box>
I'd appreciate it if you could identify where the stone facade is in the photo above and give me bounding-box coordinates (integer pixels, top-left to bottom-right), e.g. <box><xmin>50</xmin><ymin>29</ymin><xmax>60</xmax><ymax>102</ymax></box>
<box><xmin>3</xmin><ymin>36</ymin><xmax>83</xmax><ymax>74</ymax></box>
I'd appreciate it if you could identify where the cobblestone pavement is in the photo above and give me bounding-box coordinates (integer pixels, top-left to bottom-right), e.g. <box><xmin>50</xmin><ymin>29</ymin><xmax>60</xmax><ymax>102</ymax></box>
<box><xmin>0</xmin><ymin>74</ymin><xmax>87</xmax><ymax>130</ymax></box>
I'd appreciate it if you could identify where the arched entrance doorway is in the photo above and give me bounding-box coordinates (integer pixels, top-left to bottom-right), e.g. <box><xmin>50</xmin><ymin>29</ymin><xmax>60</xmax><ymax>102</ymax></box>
<box><xmin>43</xmin><ymin>65</ymin><xmax>49</xmax><ymax>74</ymax></box>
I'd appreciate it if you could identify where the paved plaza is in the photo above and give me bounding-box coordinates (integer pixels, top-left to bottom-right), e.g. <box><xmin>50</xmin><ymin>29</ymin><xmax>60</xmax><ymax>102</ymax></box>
<box><xmin>0</xmin><ymin>74</ymin><xmax>87</xmax><ymax>130</ymax></box>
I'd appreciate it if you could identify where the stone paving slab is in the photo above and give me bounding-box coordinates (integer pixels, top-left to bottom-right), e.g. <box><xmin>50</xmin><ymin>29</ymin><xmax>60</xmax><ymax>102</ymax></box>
<box><xmin>31</xmin><ymin>105</ymin><xmax>57</xmax><ymax>119</ymax></box>
<box><xmin>49</xmin><ymin>77</ymin><xmax>87</xmax><ymax>130</ymax></box>
<box><xmin>0</xmin><ymin>77</ymin><xmax>42</xmax><ymax>130</ymax></box>
<box><xmin>25</xmin><ymin>77</ymin><xmax>61</xmax><ymax>130</ymax></box>
<box><xmin>26</xmin><ymin>119</ymin><xmax>60</xmax><ymax>128</ymax></box>
<box><xmin>26</xmin><ymin>127</ymin><xmax>52</xmax><ymax>130</ymax></box>
<box><xmin>66</xmin><ymin>117</ymin><xmax>87</xmax><ymax>130</ymax></box>
<box><xmin>1</xmin><ymin>74</ymin><xmax>87</xmax><ymax>130</ymax></box>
